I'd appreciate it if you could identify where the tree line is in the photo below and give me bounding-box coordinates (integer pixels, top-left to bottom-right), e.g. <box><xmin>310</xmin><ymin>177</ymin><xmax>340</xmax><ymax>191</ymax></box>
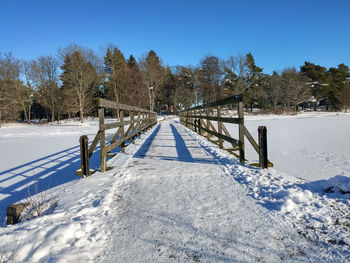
<box><xmin>1</xmin><ymin>44</ymin><xmax>349</xmax><ymax>125</ymax></box>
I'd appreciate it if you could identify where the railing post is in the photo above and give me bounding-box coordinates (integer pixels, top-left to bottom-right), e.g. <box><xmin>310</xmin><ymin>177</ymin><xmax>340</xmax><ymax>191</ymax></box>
<box><xmin>198</xmin><ymin>109</ymin><xmax>202</xmax><ymax>134</ymax></box>
<box><xmin>79</xmin><ymin>135</ymin><xmax>90</xmax><ymax>177</ymax></box>
<box><xmin>217</xmin><ymin>106</ymin><xmax>223</xmax><ymax>148</ymax></box>
<box><xmin>206</xmin><ymin>107</ymin><xmax>210</xmax><ymax>140</ymax></box>
<box><xmin>120</xmin><ymin>110</ymin><xmax>125</xmax><ymax>152</ymax></box>
<box><xmin>131</xmin><ymin>111</ymin><xmax>135</xmax><ymax>144</ymax></box>
<box><xmin>238</xmin><ymin>101</ymin><xmax>245</xmax><ymax>163</ymax></box>
<box><xmin>99</xmin><ymin>107</ymin><xmax>106</xmax><ymax>172</ymax></box>
<box><xmin>194</xmin><ymin>110</ymin><xmax>198</xmax><ymax>132</ymax></box>
<box><xmin>258</xmin><ymin>126</ymin><xmax>268</xmax><ymax>169</ymax></box>
<box><xmin>186</xmin><ymin>110</ymin><xmax>189</xmax><ymax>127</ymax></box>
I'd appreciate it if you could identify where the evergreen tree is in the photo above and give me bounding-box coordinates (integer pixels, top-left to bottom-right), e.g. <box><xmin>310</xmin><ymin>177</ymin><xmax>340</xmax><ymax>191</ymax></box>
<box><xmin>125</xmin><ymin>54</ymin><xmax>148</xmax><ymax>107</ymax></box>
<box><xmin>60</xmin><ymin>50</ymin><xmax>99</xmax><ymax>123</ymax></box>
<box><xmin>300</xmin><ymin>61</ymin><xmax>328</xmax><ymax>107</ymax></box>
<box><xmin>244</xmin><ymin>52</ymin><xmax>264</xmax><ymax>111</ymax></box>
<box><xmin>140</xmin><ymin>50</ymin><xmax>165</xmax><ymax>111</ymax></box>
<box><xmin>327</xmin><ymin>64</ymin><xmax>350</xmax><ymax>110</ymax></box>
<box><xmin>127</xmin><ymin>55</ymin><xmax>137</xmax><ymax>67</ymax></box>
<box><xmin>103</xmin><ymin>47</ymin><xmax>127</xmax><ymax>107</ymax></box>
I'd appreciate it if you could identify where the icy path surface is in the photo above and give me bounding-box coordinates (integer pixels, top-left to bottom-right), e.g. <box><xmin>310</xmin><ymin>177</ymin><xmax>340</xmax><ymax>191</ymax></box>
<box><xmin>97</xmin><ymin>119</ymin><xmax>325</xmax><ymax>262</ymax></box>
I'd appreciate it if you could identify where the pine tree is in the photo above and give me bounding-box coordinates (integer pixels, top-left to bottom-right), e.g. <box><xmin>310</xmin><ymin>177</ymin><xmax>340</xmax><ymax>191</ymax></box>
<box><xmin>125</xmin><ymin>54</ymin><xmax>148</xmax><ymax>107</ymax></box>
<box><xmin>140</xmin><ymin>50</ymin><xmax>165</xmax><ymax>111</ymax></box>
<box><xmin>60</xmin><ymin>50</ymin><xmax>98</xmax><ymax>123</ymax></box>
<box><xmin>328</xmin><ymin>64</ymin><xmax>350</xmax><ymax>110</ymax></box>
<box><xmin>300</xmin><ymin>61</ymin><xmax>328</xmax><ymax>107</ymax></box>
<box><xmin>103</xmin><ymin>47</ymin><xmax>127</xmax><ymax>110</ymax></box>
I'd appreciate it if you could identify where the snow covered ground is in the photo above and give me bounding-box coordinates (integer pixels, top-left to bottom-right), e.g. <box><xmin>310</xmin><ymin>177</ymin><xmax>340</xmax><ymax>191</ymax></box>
<box><xmin>243</xmin><ymin>112</ymin><xmax>350</xmax><ymax>181</ymax></box>
<box><xmin>0</xmin><ymin>114</ymin><xmax>349</xmax><ymax>262</ymax></box>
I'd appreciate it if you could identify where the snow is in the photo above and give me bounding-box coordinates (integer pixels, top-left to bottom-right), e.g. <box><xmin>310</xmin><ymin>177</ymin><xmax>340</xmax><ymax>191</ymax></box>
<box><xmin>0</xmin><ymin>114</ymin><xmax>349</xmax><ymax>262</ymax></box>
<box><xmin>222</xmin><ymin>111</ymin><xmax>350</xmax><ymax>181</ymax></box>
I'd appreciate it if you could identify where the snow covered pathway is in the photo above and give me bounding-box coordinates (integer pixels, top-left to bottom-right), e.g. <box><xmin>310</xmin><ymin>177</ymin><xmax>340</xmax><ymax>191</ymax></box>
<box><xmin>97</xmin><ymin>119</ymin><xmax>324</xmax><ymax>262</ymax></box>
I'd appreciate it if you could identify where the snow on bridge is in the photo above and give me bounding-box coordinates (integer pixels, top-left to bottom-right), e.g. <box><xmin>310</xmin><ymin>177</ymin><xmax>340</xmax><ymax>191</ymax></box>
<box><xmin>97</xmin><ymin>118</ymin><xmax>324</xmax><ymax>262</ymax></box>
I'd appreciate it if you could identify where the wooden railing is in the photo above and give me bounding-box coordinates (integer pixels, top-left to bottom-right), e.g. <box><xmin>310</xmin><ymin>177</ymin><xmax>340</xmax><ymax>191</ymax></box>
<box><xmin>179</xmin><ymin>94</ymin><xmax>272</xmax><ymax>168</ymax></box>
<box><xmin>77</xmin><ymin>98</ymin><xmax>157</xmax><ymax>176</ymax></box>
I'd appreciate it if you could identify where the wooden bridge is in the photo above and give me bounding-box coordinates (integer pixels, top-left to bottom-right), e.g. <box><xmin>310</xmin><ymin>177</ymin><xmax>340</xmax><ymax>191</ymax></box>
<box><xmin>77</xmin><ymin>94</ymin><xmax>271</xmax><ymax>177</ymax></box>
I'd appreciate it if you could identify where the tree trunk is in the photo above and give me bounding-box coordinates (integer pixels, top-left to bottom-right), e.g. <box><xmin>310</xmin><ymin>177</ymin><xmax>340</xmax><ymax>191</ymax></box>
<box><xmin>28</xmin><ymin>104</ymin><xmax>31</xmax><ymax>124</ymax></box>
<box><xmin>79</xmin><ymin>106</ymin><xmax>84</xmax><ymax>123</ymax></box>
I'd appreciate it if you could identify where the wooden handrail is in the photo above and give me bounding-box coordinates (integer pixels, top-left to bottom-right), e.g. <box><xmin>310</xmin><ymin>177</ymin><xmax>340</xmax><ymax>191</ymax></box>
<box><xmin>77</xmin><ymin>98</ymin><xmax>157</xmax><ymax>176</ymax></box>
<box><xmin>179</xmin><ymin>94</ymin><xmax>272</xmax><ymax>168</ymax></box>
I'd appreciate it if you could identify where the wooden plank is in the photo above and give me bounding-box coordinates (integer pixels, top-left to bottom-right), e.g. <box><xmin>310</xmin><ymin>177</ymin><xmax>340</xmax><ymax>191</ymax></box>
<box><xmin>217</xmin><ymin>106</ymin><xmax>223</xmax><ymax>148</ymax></box>
<box><xmin>103</xmin><ymin>116</ymin><xmax>153</xmax><ymax>131</ymax></box>
<box><xmin>258</xmin><ymin>126</ymin><xmax>268</xmax><ymax>169</ymax></box>
<box><xmin>88</xmin><ymin>132</ymin><xmax>100</xmax><ymax>156</ymax></box>
<box><xmin>99</xmin><ymin>108</ymin><xmax>106</xmax><ymax>172</ymax></box>
<box><xmin>206</xmin><ymin>108</ymin><xmax>210</xmax><ymax>140</ymax></box>
<box><xmin>238</xmin><ymin>101</ymin><xmax>245</xmax><ymax>163</ymax></box>
<box><xmin>208</xmin><ymin>120</ymin><xmax>217</xmax><ymax>134</ymax></box>
<box><xmin>120</xmin><ymin>111</ymin><xmax>125</xmax><ymax>153</ymax></box>
<box><xmin>102</xmin><ymin>121</ymin><xmax>156</xmax><ymax>154</ymax></box>
<box><xmin>186</xmin><ymin>115</ymin><xmax>242</xmax><ymax>124</ymax></box>
<box><xmin>111</xmin><ymin>127</ymin><xmax>122</xmax><ymax>143</ymax></box>
<box><xmin>79</xmin><ymin>135</ymin><xmax>90</xmax><ymax>177</ymax></box>
<box><xmin>98</xmin><ymin>98</ymin><xmax>155</xmax><ymax>114</ymax></box>
<box><xmin>130</xmin><ymin>111</ymin><xmax>135</xmax><ymax>143</ymax></box>
<box><xmin>243</xmin><ymin>125</ymin><xmax>259</xmax><ymax>154</ymax></box>
<box><xmin>193</xmin><ymin>125</ymin><xmax>240</xmax><ymax>146</ymax></box>
<box><xmin>103</xmin><ymin>119</ymin><xmax>132</xmax><ymax>130</ymax></box>
<box><xmin>188</xmin><ymin>94</ymin><xmax>243</xmax><ymax>111</ymax></box>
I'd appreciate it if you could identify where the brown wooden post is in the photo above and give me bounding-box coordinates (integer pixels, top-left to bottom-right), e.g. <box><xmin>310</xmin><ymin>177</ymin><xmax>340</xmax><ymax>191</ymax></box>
<box><xmin>258</xmin><ymin>126</ymin><xmax>268</xmax><ymax>169</ymax></box>
<box><xmin>238</xmin><ymin>101</ymin><xmax>245</xmax><ymax>163</ymax></box>
<box><xmin>186</xmin><ymin>110</ymin><xmax>189</xmax><ymax>127</ymax></box>
<box><xmin>217</xmin><ymin>106</ymin><xmax>223</xmax><ymax>148</ymax></box>
<box><xmin>131</xmin><ymin>111</ymin><xmax>135</xmax><ymax>144</ymax></box>
<box><xmin>138</xmin><ymin>112</ymin><xmax>142</xmax><ymax>138</ymax></box>
<box><xmin>99</xmin><ymin>108</ymin><xmax>106</xmax><ymax>172</ymax></box>
<box><xmin>198</xmin><ymin>109</ymin><xmax>202</xmax><ymax>134</ymax></box>
<box><xmin>120</xmin><ymin>110</ymin><xmax>125</xmax><ymax>152</ymax></box>
<box><xmin>206</xmin><ymin>107</ymin><xmax>210</xmax><ymax>140</ymax></box>
<box><xmin>194</xmin><ymin>109</ymin><xmax>197</xmax><ymax>132</ymax></box>
<box><xmin>79</xmin><ymin>135</ymin><xmax>90</xmax><ymax>177</ymax></box>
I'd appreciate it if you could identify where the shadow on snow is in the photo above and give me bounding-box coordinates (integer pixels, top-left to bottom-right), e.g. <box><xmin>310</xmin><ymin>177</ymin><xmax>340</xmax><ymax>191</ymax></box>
<box><xmin>134</xmin><ymin>124</ymin><xmax>217</xmax><ymax>165</ymax></box>
<box><xmin>0</xmin><ymin>144</ymin><xmax>102</xmax><ymax>227</ymax></box>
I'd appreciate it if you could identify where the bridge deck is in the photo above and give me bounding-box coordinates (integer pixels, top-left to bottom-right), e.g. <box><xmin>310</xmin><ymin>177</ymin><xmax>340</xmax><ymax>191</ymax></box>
<box><xmin>99</xmin><ymin>118</ymin><xmax>319</xmax><ymax>262</ymax></box>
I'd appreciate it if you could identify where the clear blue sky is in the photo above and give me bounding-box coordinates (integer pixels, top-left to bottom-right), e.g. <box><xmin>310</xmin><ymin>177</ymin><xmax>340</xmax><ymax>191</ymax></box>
<box><xmin>0</xmin><ymin>0</ymin><xmax>349</xmax><ymax>74</ymax></box>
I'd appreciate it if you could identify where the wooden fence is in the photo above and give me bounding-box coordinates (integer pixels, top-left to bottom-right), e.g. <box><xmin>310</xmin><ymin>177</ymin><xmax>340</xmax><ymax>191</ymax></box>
<box><xmin>77</xmin><ymin>98</ymin><xmax>157</xmax><ymax>176</ymax></box>
<box><xmin>179</xmin><ymin>94</ymin><xmax>272</xmax><ymax>168</ymax></box>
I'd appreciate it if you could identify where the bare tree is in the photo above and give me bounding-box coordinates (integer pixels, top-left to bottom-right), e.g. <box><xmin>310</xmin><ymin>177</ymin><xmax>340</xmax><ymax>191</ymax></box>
<box><xmin>0</xmin><ymin>52</ymin><xmax>22</xmax><ymax>125</ymax></box>
<box><xmin>199</xmin><ymin>55</ymin><xmax>223</xmax><ymax>102</ymax></box>
<box><xmin>33</xmin><ymin>56</ymin><xmax>60</xmax><ymax>122</ymax></box>
<box><xmin>223</xmin><ymin>54</ymin><xmax>247</xmax><ymax>95</ymax></box>
<box><xmin>20</xmin><ymin>60</ymin><xmax>37</xmax><ymax>123</ymax></box>
<box><xmin>266</xmin><ymin>71</ymin><xmax>284</xmax><ymax>113</ymax></box>
<box><xmin>282</xmin><ymin>67</ymin><xmax>311</xmax><ymax>112</ymax></box>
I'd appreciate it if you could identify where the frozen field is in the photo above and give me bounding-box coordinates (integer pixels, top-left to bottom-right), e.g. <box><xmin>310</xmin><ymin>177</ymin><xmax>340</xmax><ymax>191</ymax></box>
<box><xmin>244</xmin><ymin>112</ymin><xmax>350</xmax><ymax>181</ymax></box>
